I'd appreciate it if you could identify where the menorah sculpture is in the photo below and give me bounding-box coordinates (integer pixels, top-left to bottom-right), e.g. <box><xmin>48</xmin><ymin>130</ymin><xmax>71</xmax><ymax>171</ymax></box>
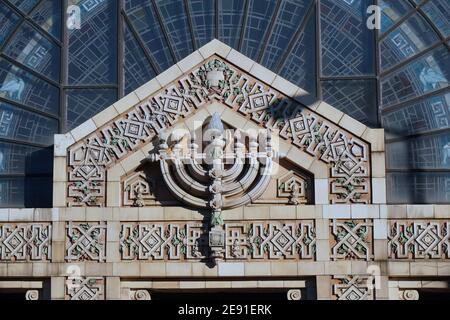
<box><xmin>145</xmin><ymin>112</ymin><xmax>282</xmax><ymax>262</ymax></box>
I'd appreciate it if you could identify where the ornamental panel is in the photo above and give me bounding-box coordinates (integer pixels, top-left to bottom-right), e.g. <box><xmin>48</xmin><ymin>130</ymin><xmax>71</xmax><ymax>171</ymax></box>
<box><xmin>119</xmin><ymin>221</ymin><xmax>315</xmax><ymax>261</ymax></box>
<box><xmin>330</xmin><ymin>219</ymin><xmax>373</xmax><ymax>261</ymax></box>
<box><xmin>388</xmin><ymin>220</ymin><xmax>450</xmax><ymax>259</ymax></box>
<box><xmin>0</xmin><ymin>223</ymin><xmax>51</xmax><ymax>262</ymax></box>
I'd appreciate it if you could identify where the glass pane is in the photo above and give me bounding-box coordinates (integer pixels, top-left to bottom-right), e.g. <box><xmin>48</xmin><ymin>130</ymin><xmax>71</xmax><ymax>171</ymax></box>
<box><xmin>125</xmin><ymin>0</ymin><xmax>173</xmax><ymax>72</ymax></box>
<box><xmin>218</xmin><ymin>0</ymin><xmax>245</xmax><ymax>49</ymax></box>
<box><xmin>0</xmin><ymin>58</ymin><xmax>59</xmax><ymax>115</ymax></box>
<box><xmin>261</xmin><ymin>0</ymin><xmax>312</xmax><ymax>70</ymax></box>
<box><xmin>379</xmin><ymin>0</ymin><xmax>413</xmax><ymax>34</ymax></box>
<box><xmin>387</xmin><ymin>172</ymin><xmax>450</xmax><ymax>204</ymax></box>
<box><xmin>0</xmin><ymin>142</ymin><xmax>39</xmax><ymax>174</ymax></box>
<box><xmin>241</xmin><ymin>0</ymin><xmax>277</xmax><ymax>61</ymax></box>
<box><xmin>0</xmin><ymin>177</ymin><xmax>24</xmax><ymax>207</ymax></box>
<box><xmin>421</xmin><ymin>0</ymin><xmax>450</xmax><ymax>38</ymax></box>
<box><xmin>155</xmin><ymin>0</ymin><xmax>193</xmax><ymax>61</ymax></box>
<box><xmin>381</xmin><ymin>46</ymin><xmax>449</xmax><ymax>108</ymax></box>
<box><xmin>381</xmin><ymin>92</ymin><xmax>450</xmax><ymax>138</ymax></box>
<box><xmin>320</xmin><ymin>0</ymin><xmax>374</xmax><ymax>76</ymax></box>
<box><xmin>66</xmin><ymin>89</ymin><xmax>117</xmax><ymax>131</ymax></box>
<box><xmin>8</xmin><ymin>0</ymin><xmax>39</xmax><ymax>13</ymax></box>
<box><xmin>386</xmin><ymin>132</ymin><xmax>450</xmax><ymax>170</ymax></box>
<box><xmin>279</xmin><ymin>12</ymin><xmax>316</xmax><ymax>96</ymax></box>
<box><xmin>380</xmin><ymin>13</ymin><xmax>440</xmax><ymax>72</ymax></box>
<box><xmin>4</xmin><ymin>22</ymin><xmax>60</xmax><ymax>81</ymax></box>
<box><xmin>30</xmin><ymin>0</ymin><xmax>62</xmax><ymax>39</ymax></box>
<box><xmin>124</xmin><ymin>22</ymin><xmax>156</xmax><ymax>95</ymax></box>
<box><xmin>68</xmin><ymin>0</ymin><xmax>117</xmax><ymax>84</ymax></box>
<box><xmin>188</xmin><ymin>0</ymin><xmax>215</xmax><ymax>47</ymax></box>
<box><xmin>322</xmin><ymin>79</ymin><xmax>378</xmax><ymax>127</ymax></box>
<box><xmin>0</xmin><ymin>2</ymin><xmax>21</xmax><ymax>47</ymax></box>
<box><xmin>0</xmin><ymin>101</ymin><xmax>58</xmax><ymax>145</ymax></box>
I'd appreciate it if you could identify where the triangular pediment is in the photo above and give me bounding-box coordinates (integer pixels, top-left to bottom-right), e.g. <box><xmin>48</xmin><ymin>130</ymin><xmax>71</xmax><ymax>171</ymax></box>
<box><xmin>53</xmin><ymin>39</ymin><xmax>385</xmax><ymax>208</ymax></box>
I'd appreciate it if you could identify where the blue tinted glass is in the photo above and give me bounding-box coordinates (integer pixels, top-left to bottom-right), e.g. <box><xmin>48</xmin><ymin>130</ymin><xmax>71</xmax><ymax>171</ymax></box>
<box><xmin>0</xmin><ymin>101</ymin><xmax>58</xmax><ymax>145</ymax></box>
<box><xmin>0</xmin><ymin>141</ymin><xmax>39</xmax><ymax>174</ymax></box>
<box><xmin>241</xmin><ymin>0</ymin><xmax>277</xmax><ymax>60</ymax></box>
<box><xmin>387</xmin><ymin>172</ymin><xmax>450</xmax><ymax>204</ymax></box>
<box><xmin>0</xmin><ymin>58</ymin><xmax>59</xmax><ymax>114</ymax></box>
<box><xmin>322</xmin><ymin>80</ymin><xmax>378</xmax><ymax>127</ymax></box>
<box><xmin>68</xmin><ymin>0</ymin><xmax>117</xmax><ymax>84</ymax></box>
<box><xmin>0</xmin><ymin>2</ymin><xmax>21</xmax><ymax>47</ymax></box>
<box><xmin>382</xmin><ymin>93</ymin><xmax>450</xmax><ymax>138</ymax></box>
<box><xmin>0</xmin><ymin>177</ymin><xmax>24</xmax><ymax>206</ymax></box>
<box><xmin>279</xmin><ymin>12</ymin><xmax>316</xmax><ymax>96</ymax></box>
<box><xmin>380</xmin><ymin>13</ymin><xmax>440</xmax><ymax>72</ymax></box>
<box><xmin>381</xmin><ymin>46</ymin><xmax>449</xmax><ymax>108</ymax></box>
<box><xmin>66</xmin><ymin>89</ymin><xmax>117</xmax><ymax>130</ymax></box>
<box><xmin>218</xmin><ymin>0</ymin><xmax>245</xmax><ymax>49</ymax></box>
<box><xmin>125</xmin><ymin>0</ymin><xmax>174</xmax><ymax>72</ymax></box>
<box><xmin>379</xmin><ymin>0</ymin><xmax>413</xmax><ymax>34</ymax></box>
<box><xmin>155</xmin><ymin>0</ymin><xmax>193</xmax><ymax>60</ymax></box>
<box><xmin>188</xmin><ymin>0</ymin><xmax>215</xmax><ymax>47</ymax></box>
<box><xmin>421</xmin><ymin>0</ymin><xmax>450</xmax><ymax>38</ymax></box>
<box><xmin>30</xmin><ymin>0</ymin><xmax>62</xmax><ymax>39</ymax></box>
<box><xmin>320</xmin><ymin>0</ymin><xmax>374</xmax><ymax>76</ymax></box>
<box><xmin>124</xmin><ymin>23</ymin><xmax>156</xmax><ymax>95</ymax></box>
<box><xmin>4</xmin><ymin>22</ymin><xmax>60</xmax><ymax>81</ymax></box>
<box><xmin>261</xmin><ymin>0</ymin><xmax>312</xmax><ymax>70</ymax></box>
<box><xmin>387</xmin><ymin>132</ymin><xmax>450</xmax><ymax>170</ymax></box>
<box><xmin>8</xmin><ymin>0</ymin><xmax>39</xmax><ymax>13</ymax></box>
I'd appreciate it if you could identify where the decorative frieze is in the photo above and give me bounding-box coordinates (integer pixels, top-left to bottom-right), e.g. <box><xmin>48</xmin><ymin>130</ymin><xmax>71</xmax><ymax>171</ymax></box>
<box><xmin>119</xmin><ymin>221</ymin><xmax>315</xmax><ymax>261</ymax></box>
<box><xmin>66</xmin><ymin>57</ymin><xmax>371</xmax><ymax>206</ymax></box>
<box><xmin>66</xmin><ymin>222</ymin><xmax>106</xmax><ymax>262</ymax></box>
<box><xmin>330</xmin><ymin>220</ymin><xmax>373</xmax><ymax>261</ymax></box>
<box><xmin>388</xmin><ymin>220</ymin><xmax>450</xmax><ymax>259</ymax></box>
<box><xmin>66</xmin><ymin>276</ymin><xmax>104</xmax><ymax>300</ymax></box>
<box><xmin>333</xmin><ymin>275</ymin><xmax>374</xmax><ymax>300</ymax></box>
<box><xmin>0</xmin><ymin>223</ymin><xmax>51</xmax><ymax>261</ymax></box>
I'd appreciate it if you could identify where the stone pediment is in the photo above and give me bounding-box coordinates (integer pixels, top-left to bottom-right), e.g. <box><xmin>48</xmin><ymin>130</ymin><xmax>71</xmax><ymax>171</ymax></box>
<box><xmin>53</xmin><ymin>39</ymin><xmax>385</xmax><ymax>209</ymax></box>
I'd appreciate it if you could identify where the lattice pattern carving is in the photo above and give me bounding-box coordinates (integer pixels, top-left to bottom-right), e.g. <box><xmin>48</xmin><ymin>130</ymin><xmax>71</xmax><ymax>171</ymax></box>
<box><xmin>119</xmin><ymin>221</ymin><xmax>315</xmax><ymax>260</ymax></box>
<box><xmin>0</xmin><ymin>223</ymin><xmax>51</xmax><ymax>261</ymax></box>
<box><xmin>66</xmin><ymin>222</ymin><xmax>106</xmax><ymax>262</ymax></box>
<box><xmin>333</xmin><ymin>275</ymin><xmax>374</xmax><ymax>300</ymax></box>
<box><xmin>330</xmin><ymin>219</ymin><xmax>373</xmax><ymax>261</ymax></box>
<box><xmin>388</xmin><ymin>221</ymin><xmax>450</xmax><ymax>259</ymax></box>
<box><xmin>66</xmin><ymin>56</ymin><xmax>371</xmax><ymax>206</ymax></box>
<box><xmin>66</xmin><ymin>277</ymin><xmax>104</xmax><ymax>300</ymax></box>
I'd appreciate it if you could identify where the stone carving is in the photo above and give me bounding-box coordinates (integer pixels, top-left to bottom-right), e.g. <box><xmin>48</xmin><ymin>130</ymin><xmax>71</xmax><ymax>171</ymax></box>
<box><xmin>145</xmin><ymin>113</ymin><xmax>279</xmax><ymax>261</ymax></box>
<box><xmin>388</xmin><ymin>221</ymin><xmax>450</xmax><ymax>259</ymax></box>
<box><xmin>277</xmin><ymin>171</ymin><xmax>308</xmax><ymax>204</ymax></box>
<box><xmin>119</xmin><ymin>221</ymin><xmax>315</xmax><ymax>261</ymax></box>
<box><xmin>399</xmin><ymin>289</ymin><xmax>419</xmax><ymax>300</ymax></box>
<box><xmin>0</xmin><ymin>223</ymin><xmax>51</xmax><ymax>261</ymax></box>
<box><xmin>123</xmin><ymin>172</ymin><xmax>155</xmax><ymax>207</ymax></box>
<box><xmin>66</xmin><ymin>277</ymin><xmax>104</xmax><ymax>300</ymax></box>
<box><xmin>25</xmin><ymin>290</ymin><xmax>39</xmax><ymax>300</ymax></box>
<box><xmin>66</xmin><ymin>56</ymin><xmax>371</xmax><ymax>206</ymax></box>
<box><xmin>66</xmin><ymin>222</ymin><xmax>106</xmax><ymax>262</ymax></box>
<box><xmin>333</xmin><ymin>275</ymin><xmax>374</xmax><ymax>300</ymax></box>
<box><xmin>287</xmin><ymin>289</ymin><xmax>302</xmax><ymax>300</ymax></box>
<box><xmin>130</xmin><ymin>289</ymin><xmax>151</xmax><ymax>300</ymax></box>
<box><xmin>330</xmin><ymin>220</ymin><xmax>373</xmax><ymax>261</ymax></box>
